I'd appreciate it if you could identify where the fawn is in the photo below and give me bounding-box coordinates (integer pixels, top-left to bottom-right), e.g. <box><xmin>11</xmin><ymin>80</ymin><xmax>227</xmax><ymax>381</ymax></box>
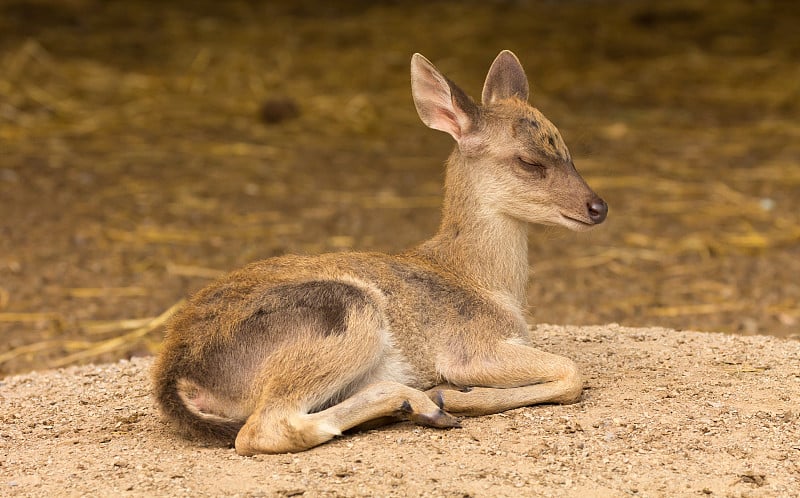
<box><xmin>153</xmin><ymin>50</ymin><xmax>607</xmax><ymax>455</ymax></box>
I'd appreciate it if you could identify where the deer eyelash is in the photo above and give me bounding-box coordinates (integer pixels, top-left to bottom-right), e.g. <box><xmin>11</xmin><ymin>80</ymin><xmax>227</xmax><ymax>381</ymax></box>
<box><xmin>517</xmin><ymin>157</ymin><xmax>547</xmax><ymax>176</ymax></box>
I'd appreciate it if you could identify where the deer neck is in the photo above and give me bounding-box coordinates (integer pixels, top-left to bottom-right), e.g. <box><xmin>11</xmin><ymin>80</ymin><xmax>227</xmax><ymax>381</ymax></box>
<box><xmin>412</xmin><ymin>149</ymin><xmax>529</xmax><ymax>306</ymax></box>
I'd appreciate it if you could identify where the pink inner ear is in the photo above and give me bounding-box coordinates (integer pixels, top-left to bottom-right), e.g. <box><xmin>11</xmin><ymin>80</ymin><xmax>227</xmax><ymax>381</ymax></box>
<box><xmin>411</xmin><ymin>58</ymin><xmax>468</xmax><ymax>142</ymax></box>
<box><xmin>433</xmin><ymin>108</ymin><xmax>461</xmax><ymax>139</ymax></box>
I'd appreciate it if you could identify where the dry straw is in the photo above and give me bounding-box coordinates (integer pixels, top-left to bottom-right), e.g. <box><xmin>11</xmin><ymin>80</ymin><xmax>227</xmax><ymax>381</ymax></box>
<box><xmin>2</xmin><ymin>5</ymin><xmax>799</xmax><ymax>376</ymax></box>
<box><xmin>0</xmin><ymin>301</ymin><xmax>185</xmax><ymax>369</ymax></box>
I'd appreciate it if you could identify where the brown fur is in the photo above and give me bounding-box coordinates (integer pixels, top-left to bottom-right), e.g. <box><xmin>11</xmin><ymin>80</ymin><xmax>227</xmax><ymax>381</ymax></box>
<box><xmin>152</xmin><ymin>50</ymin><xmax>607</xmax><ymax>455</ymax></box>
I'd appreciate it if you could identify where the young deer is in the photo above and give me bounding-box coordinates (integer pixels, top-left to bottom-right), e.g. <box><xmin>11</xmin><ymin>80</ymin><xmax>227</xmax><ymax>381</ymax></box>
<box><xmin>153</xmin><ymin>50</ymin><xmax>607</xmax><ymax>455</ymax></box>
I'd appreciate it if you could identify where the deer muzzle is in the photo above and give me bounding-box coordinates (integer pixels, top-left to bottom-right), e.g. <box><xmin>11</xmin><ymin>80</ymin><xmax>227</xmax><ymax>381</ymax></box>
<box><xmin>587</xmin><ymin>197</ymin><xmax>608</xmax><ymax>224</ymax></box>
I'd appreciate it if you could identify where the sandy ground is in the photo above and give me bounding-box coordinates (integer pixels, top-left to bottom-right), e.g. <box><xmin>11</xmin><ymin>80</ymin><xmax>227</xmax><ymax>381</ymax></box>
<box><xmin>2</xmin><ymin>324</ymin><xmax>798</xmax><ymax>497</ymax></box>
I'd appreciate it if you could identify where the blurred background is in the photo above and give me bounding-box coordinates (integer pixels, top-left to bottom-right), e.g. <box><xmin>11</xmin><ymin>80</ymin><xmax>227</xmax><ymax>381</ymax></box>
<box><xmin>1</xmin><ymin>0</ymin><xmax>799</xmax><ymax>375</ymax></box>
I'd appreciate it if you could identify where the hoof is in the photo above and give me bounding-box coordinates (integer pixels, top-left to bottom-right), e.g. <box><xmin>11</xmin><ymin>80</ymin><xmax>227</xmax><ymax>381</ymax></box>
<box><xmin>398</xmin><ymin>399</ymin><xmax>461</xmax><ymax>429</ymax></box>
<box><xmin>412</xmin><ymin>408</ymin><xmax>461</xmax><ymax>429</ymax></box>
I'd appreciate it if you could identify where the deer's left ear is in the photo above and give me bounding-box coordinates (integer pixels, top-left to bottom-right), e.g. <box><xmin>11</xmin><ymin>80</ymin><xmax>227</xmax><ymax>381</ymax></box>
<box><xmin>482</xmin><ymin>50</ymin><xmax>529</xmax><ymax>105</ymax></box>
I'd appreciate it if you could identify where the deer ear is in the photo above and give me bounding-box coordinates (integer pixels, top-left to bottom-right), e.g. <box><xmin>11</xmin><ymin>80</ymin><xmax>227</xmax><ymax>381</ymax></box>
<box><xmin>482</xmin><ymin>50</ymin><xmax>529</xmax><ymax>104</ymax></box>
<box><xmin>411</xmin><ymin>53</ymin><xmax>478</xmax><ymax>142</ymax></box>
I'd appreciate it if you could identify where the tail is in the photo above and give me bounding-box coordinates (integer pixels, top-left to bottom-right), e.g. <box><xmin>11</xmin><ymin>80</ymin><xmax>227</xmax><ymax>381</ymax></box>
<box><xmin>152</xmin><ymin>351</ymin><xmax>243</xmax><ymax>443</ymax></box>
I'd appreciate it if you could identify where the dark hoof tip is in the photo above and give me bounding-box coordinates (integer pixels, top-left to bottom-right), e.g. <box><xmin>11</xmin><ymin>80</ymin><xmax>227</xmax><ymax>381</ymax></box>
<box><xmin>400</xmin><ymin>400</ymin><xmax>413</xmax><ymax>414</ymax></box>
<box><xmin>409</xmin><ymin>408</ymin><xmax>460</xmax><ymax>429</ymax></box>
<box><xmin>433</xmin><ymin>409</ymin><xmax>461</xmax><ymax>429</ymax></box>
<box><xmin>459</xmin><ymin>386</ymin><xmax>473</xmax><ymax>393</ymax></box>
<box><xmin>442</xmin><ymin>412</ymin><xmax>463</xmax><ymax>429</ymax></box>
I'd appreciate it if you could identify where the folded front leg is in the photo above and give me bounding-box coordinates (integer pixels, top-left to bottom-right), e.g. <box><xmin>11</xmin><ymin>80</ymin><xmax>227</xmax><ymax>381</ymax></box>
<box><xmin>430</xmin><ymin>341</ymin><xmax>583</xmax><ymax>417</ymax></box>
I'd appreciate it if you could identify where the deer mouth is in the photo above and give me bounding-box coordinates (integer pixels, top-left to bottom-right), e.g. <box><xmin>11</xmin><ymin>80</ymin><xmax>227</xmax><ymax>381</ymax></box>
<box><xmin>560</xmin><ymin>213</ymin><xmax>595</xmax><ymax>227</ymax></box>
<box><xmin>558</xmin><ymin>213</ymin><xmax>601</xmax><ymax>232</ymax></box>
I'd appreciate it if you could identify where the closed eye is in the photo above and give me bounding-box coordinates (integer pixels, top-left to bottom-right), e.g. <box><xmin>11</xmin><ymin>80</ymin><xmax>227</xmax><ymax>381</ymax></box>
<box><xmin>517</xmin><ymin>157</ymin><xmax>547</xmax><ymax>177</ymax></box>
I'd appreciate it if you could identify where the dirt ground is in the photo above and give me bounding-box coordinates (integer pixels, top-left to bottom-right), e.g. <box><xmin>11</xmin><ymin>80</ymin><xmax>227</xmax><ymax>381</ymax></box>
<box><xmin>2</xmin><ymin>324</ymin><xmax>799</xmax><ymax>497</ymax></box>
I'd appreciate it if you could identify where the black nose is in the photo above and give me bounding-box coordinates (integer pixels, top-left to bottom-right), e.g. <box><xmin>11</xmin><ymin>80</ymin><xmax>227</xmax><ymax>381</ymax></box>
<box><xmin>587</xmin><ymin>198</ymin><xmax>608</xmax><ymax>224</ymax></box>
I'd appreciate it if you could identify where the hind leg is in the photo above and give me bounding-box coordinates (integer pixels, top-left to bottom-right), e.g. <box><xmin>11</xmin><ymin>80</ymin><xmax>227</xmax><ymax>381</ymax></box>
<box><xmin>235</xmin><ymin>380</ymin><xmax>459</xmax><ymax>455</ymax></box>
<box><xmin>233</xmin><ymin>328</ymin><xmax>460</xmax><ymax>455</ymax></box>
<box><xmin>228</xmin><ymin>279</ymin><xmax>457</xmax><ymax>455</ymax></box>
